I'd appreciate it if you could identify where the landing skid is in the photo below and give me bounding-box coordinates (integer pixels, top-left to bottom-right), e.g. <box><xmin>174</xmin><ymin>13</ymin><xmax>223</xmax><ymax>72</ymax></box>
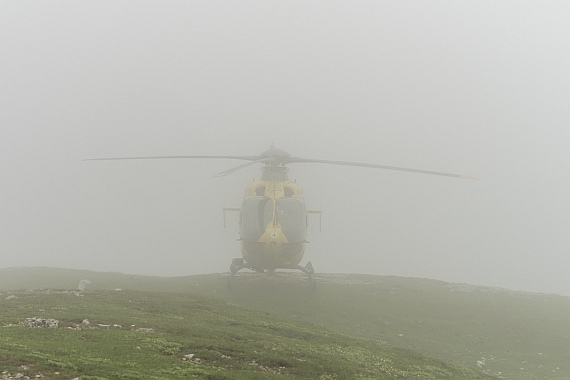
<box><xmin>227</xmin><ymin>258</ymin><xmax>316</xmax><ymax>290</ymax></box>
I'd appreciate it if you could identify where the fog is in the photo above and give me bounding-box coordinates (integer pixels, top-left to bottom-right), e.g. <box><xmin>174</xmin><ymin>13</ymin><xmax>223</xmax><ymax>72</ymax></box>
<box><xmin>2</xmin><ymin>1</ymin><xmax>570</xmax><ymax>296</ymax></box>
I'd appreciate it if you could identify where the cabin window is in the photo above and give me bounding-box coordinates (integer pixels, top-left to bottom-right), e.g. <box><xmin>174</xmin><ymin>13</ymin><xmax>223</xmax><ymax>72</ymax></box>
<box><xmin>255</xmin><ymin>187</ymin><xmax>266</xmax><ymax>196</ymax></box>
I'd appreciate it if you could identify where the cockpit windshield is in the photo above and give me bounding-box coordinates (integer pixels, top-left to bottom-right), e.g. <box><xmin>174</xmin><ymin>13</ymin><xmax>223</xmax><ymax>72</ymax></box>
<box><xmin>241</xmin><ymin>197</ymin><xmax>274</xmax><ymax>241</ymax></box>
<box><xmin>276</xmin><ymin>198</ymin><xmax>306</xmax><ymax>242</ymax></box>
<box><xmin>240</xmin><ymin>197</ymin><xmax>307</xmax><ymax>243</ymax></box>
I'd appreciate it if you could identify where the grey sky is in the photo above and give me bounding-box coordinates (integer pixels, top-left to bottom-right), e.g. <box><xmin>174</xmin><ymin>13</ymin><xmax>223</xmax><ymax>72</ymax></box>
<box><xmin>2</xmin><ymin>1</ymin><xmax>570</xmax><ymax>295</ymax></box>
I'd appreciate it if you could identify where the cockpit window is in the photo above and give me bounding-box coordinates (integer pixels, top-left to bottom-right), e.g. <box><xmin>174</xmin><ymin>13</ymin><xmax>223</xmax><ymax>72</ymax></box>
<box><xmin>276</xmin><ymin>198</ymin><xmax>306</xmax><ymax>242</ymax></box>
<box><xmin>241</xmin><ymin>197</ymin><xmax>274</xmax><ymax>241</ymax></box>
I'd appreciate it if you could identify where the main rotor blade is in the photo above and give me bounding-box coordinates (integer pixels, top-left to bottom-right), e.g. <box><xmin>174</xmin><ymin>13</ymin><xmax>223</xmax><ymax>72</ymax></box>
<box><xmin>287</xmin><ymin>157</ymin><xmax>477</xmax><ymax>179</ymax></box>
<box><xmin>214</xmin><ymin>158</ymin><xmax>269</xmax><ymax>177</ymax></box>
<box><xmin>83</xmin><ymin>155</ymin><xmax>261</xmax><ymax>162</ymax></box>
<box><xmin>84</xmin><ymin>151</ymin><xmax>477</xmax><ymax>179</ymax></box>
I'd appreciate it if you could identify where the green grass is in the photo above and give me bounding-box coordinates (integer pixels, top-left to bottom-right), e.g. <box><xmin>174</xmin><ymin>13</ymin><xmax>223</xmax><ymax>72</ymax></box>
<box><xmin>3</xmin><ymin>268</ymin><xmax>569</xmax><ymax>379</ymax></box>
<box><xmin>223</xmin><ymin>274</ymin><xmax>570</xmax><ymax>380</ymax></box>
<box><xmin>0</xmin><ymin>280</ymin><xmax>490</xmax><ymax>379</ymax></box>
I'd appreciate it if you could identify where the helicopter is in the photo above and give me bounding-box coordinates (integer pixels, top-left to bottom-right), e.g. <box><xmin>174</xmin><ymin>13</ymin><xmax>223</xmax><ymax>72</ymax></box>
<box><xmin>86</xmin><ymin>145</ymin><xmax>476</xmax><ymax>288</ymax></box>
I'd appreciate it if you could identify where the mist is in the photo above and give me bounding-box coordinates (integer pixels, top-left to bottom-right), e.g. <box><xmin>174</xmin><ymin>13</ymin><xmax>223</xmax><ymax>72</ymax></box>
<box><xmin>2</xmin><ymin>1</ymin><xmax>570</xmax><ymax>296</ymax></box>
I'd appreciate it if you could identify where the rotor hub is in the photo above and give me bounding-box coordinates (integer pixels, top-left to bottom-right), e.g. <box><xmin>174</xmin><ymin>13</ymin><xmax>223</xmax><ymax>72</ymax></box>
<box><xmin>260</xmin><ymin>165</ymin><xmax>290</xmax><ymax>181</ymax></box>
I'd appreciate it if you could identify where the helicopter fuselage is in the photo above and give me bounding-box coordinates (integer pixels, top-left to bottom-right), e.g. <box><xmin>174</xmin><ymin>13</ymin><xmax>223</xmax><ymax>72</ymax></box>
<box><xmin>239</xmin><ymin>177</ymin><xmax>307</xmax><ymax>270</ymax></box>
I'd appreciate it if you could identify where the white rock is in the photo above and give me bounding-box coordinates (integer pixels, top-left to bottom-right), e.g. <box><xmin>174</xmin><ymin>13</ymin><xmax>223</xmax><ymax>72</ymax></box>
<box><xmin>78</xmin><ymin>279</ymin><xmax>91</xmax><ymax>291</ymax></box>
<box><xmin>135</xmin><ymin>327</ymin><xmax>155</xmax><ymax>333</ymax></box>
<box><xmin>22</xmin><ymin>317</ymin><xmax>59</xmax><ymax>328</ymax></box>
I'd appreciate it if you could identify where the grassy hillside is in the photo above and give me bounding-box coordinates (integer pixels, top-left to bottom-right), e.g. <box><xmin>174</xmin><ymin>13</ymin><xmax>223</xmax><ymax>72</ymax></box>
<box><xmin>2</xmin><ymin>267</ymin><xmax>569</xmax><ymax>379</ymax></box>
<box><xmin>224</xmin><ymin>274</ymin><xmax>570</xmax><ymax>380</ymax></box>
<box><xmin>0</xmin><ymin>270</ymin><xmax>489</xmax><ymax>380</ymax></box>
